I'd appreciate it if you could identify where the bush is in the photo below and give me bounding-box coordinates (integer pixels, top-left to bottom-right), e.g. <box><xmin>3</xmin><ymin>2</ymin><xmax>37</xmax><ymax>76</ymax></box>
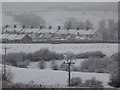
<box><xmin>76</xmin><ymin>51</ymin><xmax>106</xmax><ymax>59</ymax></box>
<box><xmin>4</xmin><ymin>52</ymin><xmax>27</xmax><ymax>67</ymax></box>
<box><xmin>51</xmin><ymin>61</ymin><xmax>58</xmax><ymax>70</ymax></box>
<box><xmin>108</xmin><ymin>57</ymin><xmax>120</xmax><ymax>88</ymax></box>
<box><xmin>80</xmin><ymin>57</ymin><xmax>113</xmax><ymax>73</ymax></box>
<box><xmin>38</xmin><ymin>60</ymin><xmax>45</xmax><ymax>69</ymax></box>
<box><xmin>111</xmin><ymin>52</ymin><xmax>120</xmax><ymax>61</ymax></box>
<box><xmin>70</xmin><ymin>77</ymin><xmax>82</xmax><ymax>86</ymax></box>
<box><xmin>2</xmin><ymin>69</ymin><xmax>14</xmax><ymax>82</ymax></box>
<box><xmin>32</xmin><ymin>49</ymin><xmax>64</xmax><ymax>61</ymax></box>
<box><xmin>16</xmin><ymin>60</ymin><xmax>30</xmax><ymax>68</ymax></box>
<box><xmin>71</xmin><ymin>66</ymin><xmax>80</xmax><ymax>72</ymax></box>
<box><xmin>109</xmin><ymin>72</ymin><xmax>120</xmax><ymax>88</ymax></box>
<box><xmin>82</xmin><ymin>78</ymin><xmax>103</xmax><ymax>88</ymax></box>
<box><xmin>5</xmin><ymin>49</ymin><xmax>64</xmax><ymax>67</ymax></box>
<box><xmin>60</xmin><ymin>63</ymin><xmax>68</xmax><ymax>71</ymax></box>
<box><xmin>2</xmin><ymin>82</ymin><xmax>42</xmax><ymax>88</ymax></box>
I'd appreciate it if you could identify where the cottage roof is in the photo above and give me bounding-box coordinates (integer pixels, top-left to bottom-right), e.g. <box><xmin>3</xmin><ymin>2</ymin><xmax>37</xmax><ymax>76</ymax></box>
<box><xmin>5</xmin><ymin>34</ymin><xmax>17</xmax><ymax>40</ymax></box>
<box><xmin>22</xmin><ymin>28</ymin><xmax>40</xmax><ymax>33</ymax></box>
<box><xmin>3</xmin><ymin>27</ymin><xmax>23</xmax><ymax>32</ymax></box>
<box><xmin>15</xmin><ymin>34</ymin><xmax>26</xmax><ymax>40</ymax></box>
<box><xmin>2</xmin><ymin>34</ymin><xmax>9</xmax><ymax>39</ymax></box>
<box><xmin>75</xmin><ymin>30</ymin><xmax>97</xmax><ymax>35</ymax></box>
<box><xmin>38</xmin><ymin>29</ymin><xmax>58</xmax><ymax>33</ymax></box>
<box><xmin>56</xmin><ymin>29</ymin><xmax>68</xmax><ymax>34</ymax></box>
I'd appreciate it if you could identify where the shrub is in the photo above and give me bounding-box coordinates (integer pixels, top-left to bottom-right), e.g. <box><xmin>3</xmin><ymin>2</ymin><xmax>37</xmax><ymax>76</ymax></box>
<box><xmin>109</xmin><ymin>72</ymin><xmax>120</xmax><ymax>88</ymax></box>
<box><xmin>2</xmin><ymin>82</ymin><xmax>42</xmax><ymax>88</ymax></box>
<box><xmin>71</xmin><ymin>66</ymin><xmax>80</xmax><ymax>72</ymax></box>
<box><xmin>51</xmin><ymin>61</ymin><xmax>58</xmax><ymax>70</ymax></box>
<box><xmin>38</xmin><ymin>60</ymin><xmax>45</xmax><ymax>69</ymax></box>
<box><xmin>16</xmin><ymin>60</ymin><xmax>30</xmax><ymax>68</ymax></box>
<box><xmin>70</xmin><ymin>77</ymin><xmax>82</xmax><ymax>86</ymax></box>
<box><xmin>32</xmin><ymin>49</ymin><xmax>64</xmax><ymax>61</ymax></box>
<box><xmin>5</xmin><ymin>52</ymin><xmax>27</xmax><ymax>67</ymax></box>
<box><xmin>2</xmin><ymin>69</ymin><xmax>14</xmax><ymax>82</ymax></box>
<box><xmin>60</xmin><ymin>63</ymin><xmax>68</xmax><ymax>71</ymax></box>
<box><xmin>108</xmin><ymin>60</ymin><xmax>120</xmax><ymax>88</ymax></box>
<box><xmin>82</xmin><ymin>78</ymin><xmax>103</xmax><ymax>88</ymax></box>
<box><xmin>80</xmin><ymin>57</ymin><xmax>113</xmax><ymax>73</ymax></box>
<box><xmin>76</xmin><ymin>51</ymin><xmax>106</xmax><ymax>59</ymax></box>
<box><xmin>111</xmin><ymin>52</ymin><xmax>120</xmax><ymax>61</ymax></box>
<box><xmin>5</xmin><ymin>49</ymin><xmax>64</xmax><ymax>67</ymax></box>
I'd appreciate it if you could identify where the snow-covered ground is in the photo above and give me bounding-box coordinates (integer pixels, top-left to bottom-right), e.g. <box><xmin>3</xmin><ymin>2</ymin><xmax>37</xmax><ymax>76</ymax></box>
<box><xmin>1</xmin><ymin>43</ymin><xmax>118</xmax><ymax>56</ymax></box>
<box><xmin>0</xmin><ymin>65</ymin><xmax>110</xmax><ymax>88</ymax></box>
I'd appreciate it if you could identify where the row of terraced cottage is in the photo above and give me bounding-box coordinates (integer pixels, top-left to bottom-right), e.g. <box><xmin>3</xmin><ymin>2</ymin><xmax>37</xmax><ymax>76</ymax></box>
<box><xmin>1</xmin><ymin>25</ymin><xmax>103</xmax><ymax>43</ymax></box>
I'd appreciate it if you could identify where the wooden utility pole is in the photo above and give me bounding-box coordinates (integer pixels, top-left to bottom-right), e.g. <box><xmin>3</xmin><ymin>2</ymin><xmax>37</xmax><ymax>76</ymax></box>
<box><xmin>2</xmin><ymin>47</ymin><xmax>11</xmax><ymax>81</ymax></box>
<box><xmin>64</xmin><ymin>55</ymin><xmax>75</xmax><ymax>86</ymax></box>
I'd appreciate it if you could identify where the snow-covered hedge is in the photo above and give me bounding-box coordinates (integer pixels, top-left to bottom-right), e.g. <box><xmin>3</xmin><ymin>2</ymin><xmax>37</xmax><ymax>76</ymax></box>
<box><xmin>4</xmin><ymin>49</ymin><xmax>64</xmax><ymax>67</ymax></box>
<box><xmin>70</xmin><ymin>77</ymin><xmax>82</xmax><ymax>86</ymax></box>
<box><xmin>29</xmin><ymin>49</ymin><xmax>64</xmax><ymax>61</ymax></box>
<box><xmin>80</xmin><ymin>57</ymin><xmax>113</xmax><ymax>73</ymax></box>
<box><xmin>82</xmin><ymin>77</ymin><xmax>103</xmax><ymax>88</ymax></box>
<box><xmin>76</xmin><ymin>51</ymin><xmax>106</xmax><ymax>59</ymax></box>
<box><xmin>109</xmin><ymin>52</ymin><xmax>120</xmax><ymax>88</ymax></box>
<box><xmin>38</xmin><ymin>60</ymin><xmax>46</xmax><ymax>69</ymax></box>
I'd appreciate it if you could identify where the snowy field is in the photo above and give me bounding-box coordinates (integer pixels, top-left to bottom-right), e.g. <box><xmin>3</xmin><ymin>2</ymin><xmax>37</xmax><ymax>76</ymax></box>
<box><xmin>0</xmin><ymin>43</ymin><xmax>118</xmax><ymax>88</ymax></box>
<box><xmin>0</xmin><ymin>65</ymin><xmax>110</xmax><ymax>88</ymax></box>
<box><xmin>1</xmin><ymin>43</ymin><xmax>118</xmax><ymax>56</ymax></box>
<box><xmin>28</xmin><ymin>59</ymin><xmax>84</xmax><ymax>69</ymax></box>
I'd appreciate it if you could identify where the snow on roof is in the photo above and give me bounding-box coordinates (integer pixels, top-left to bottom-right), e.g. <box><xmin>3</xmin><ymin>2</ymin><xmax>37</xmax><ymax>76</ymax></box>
<box><xmin>3</xmin><ymin>27</ymin><xmax>23</xmax><ymax>32</ymax></box>
<box><xmin>15</xmin><ymin>34</ymin><xmax>26</xmax><ymax>40</ymax></box>
<box><xmin>56</xmin><ymin>29</ymin><xmax>68</xmax><ymax>34</ymax></box>
<box><xmin>75</xmin><ymin>36</ymin><xmax>86</xmax><ymax>40</ymax></box>
<box><xmin>3</xmin><ymin>28</ymin><xmax>14</xmax><ymax>32</ymax></box>
<box><xmin>2</xmin><ymin>34</ymin><xmax>9</xmax><ymax>39</ymax></box>
<box><xmin>67</xmin><ymin>29</ymin><xmax>77</xmax><ymax>34</ymax></box>
<box><xmin>14</xmin><ymin>28</ymin><xmax>23</xmax><ymax>32</ymax></box>
<box><xmin>22</xmin><ymin>28</ymin><xmax>40</xmax><ymax>33</ymax></box>
<box><xmin>38</xmin><ymin>29</ymin><xmax>58</xmax><ymax>33</ymax></box>
<box><xmin>75</xmin><ymin>29</ymin><xmax>97</xmax><ymax>35</ymax></box>
<box><xmin>5</xmin><ymin>34</ymin><xmax>17</xmax><ymax>40</ymax></box>
<box><xmin>2</xmin><ymin>34</ymin><xmax>28</xmax><ymax>40</ymax></box>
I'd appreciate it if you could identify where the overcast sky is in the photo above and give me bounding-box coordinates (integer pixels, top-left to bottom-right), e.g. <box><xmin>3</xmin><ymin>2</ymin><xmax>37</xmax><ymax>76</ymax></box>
<box><xmin>2</xmin><ymin>2</ymin><xmax>118</xmax><ymax>12</ymax></box>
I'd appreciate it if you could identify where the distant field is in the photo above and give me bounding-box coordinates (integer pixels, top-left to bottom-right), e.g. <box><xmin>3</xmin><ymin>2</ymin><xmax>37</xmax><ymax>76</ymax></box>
<box><xmin>2</xmin><ymin>43</ymin><xmax>118</xmax><ymax>56</ymax></box>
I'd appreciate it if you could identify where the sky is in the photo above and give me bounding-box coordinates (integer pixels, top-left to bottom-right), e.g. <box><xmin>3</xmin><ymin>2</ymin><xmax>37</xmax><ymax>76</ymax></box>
<box><xmin>2</xmin><ymin>2</ymin><xmax>118</xmax><ymax>12</ymax></box>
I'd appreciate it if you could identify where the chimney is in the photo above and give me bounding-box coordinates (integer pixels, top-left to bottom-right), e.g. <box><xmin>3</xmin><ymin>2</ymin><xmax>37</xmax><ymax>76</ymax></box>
<box><xmin>14</xmin><ymin>25</ymin><xmax>17</xmax><ymax>28</ymax></box>
<box><xmin>77</xmin><ymin>27</ymin><xmax>79</xmax><ymax>30</ymax></box>
<box><xmin>77</xmin><ymin>32</ymin><xmax>80</xmax><ymax>36</ymax></box>
<box><xmin>67</xmin><ymin>28</ymin><xmax>70</xmax><ymax>30</ymax></box>
<box><xmin>22</xmin><ymin>25</ymin><xmax>25</xmax><ymax>29</ymax></box>
<box><xmin>86</xmin><ymin>27</ymin><xmax>89</xmax><ymax>30</ymax></box>
<box><xmin>5</xmin><ymin>25</ymin><xmax>8</xmax><ymax>28</ymax></box>
<box><xmin>40</xmin><ymin>26</ymin><xmax>42</xmax><ymax>29</ymax></box>
<box><xmin>49</xmin><ymin>26</ymin><xmax>52</xmax><ymax>29</ymax></box>
<box><xmin>31</xmin><ymin>26</ymin><xmax>34</xmax><ymax>29</ymax></box>
<box><xmin>58</xmin><ymin>26</ymin><xmax>61</xmax><ymax>30</ymax></box>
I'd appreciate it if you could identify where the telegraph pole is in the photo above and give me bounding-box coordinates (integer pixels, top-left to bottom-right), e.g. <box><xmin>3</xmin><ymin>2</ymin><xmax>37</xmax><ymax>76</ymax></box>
<box><xmin>64</xmin><ymin>53</ymin><xmax>75</xmax><ymax>86</ymax></box>
<box><xmin>2</xmin><ymin>47</ymin><xmax>11</xmax><ymax>81</ymax></box>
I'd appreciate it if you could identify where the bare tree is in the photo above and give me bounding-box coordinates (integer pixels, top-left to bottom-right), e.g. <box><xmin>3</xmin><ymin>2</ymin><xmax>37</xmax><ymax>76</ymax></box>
<box><xmin>38</xmin><ymin>60</ymin><xmax>45</xmax><ymax>69</ymax></box>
